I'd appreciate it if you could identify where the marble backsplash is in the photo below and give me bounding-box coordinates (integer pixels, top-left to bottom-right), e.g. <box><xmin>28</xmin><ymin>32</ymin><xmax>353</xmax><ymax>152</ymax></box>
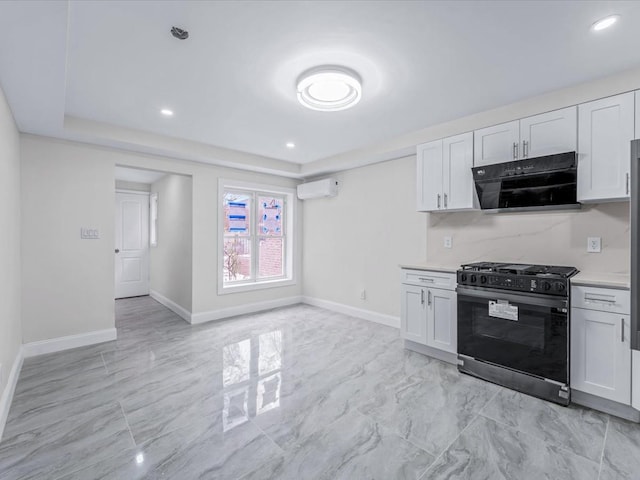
<box><xmin>426</xmin><ymin>202</ymin><xmax>630</xmax><ymax>275</ymax></box>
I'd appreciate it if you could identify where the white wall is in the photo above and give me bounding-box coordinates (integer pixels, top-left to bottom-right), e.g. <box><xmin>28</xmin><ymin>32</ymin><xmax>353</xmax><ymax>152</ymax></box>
<box><xmin>150</xmin><ymin>174</ymin><xmax>193</xmax><ymax>312</ymax></box>
<box><xmin>302</xmin><ymin>156</ymin><xmax>426</xmax><ymax>318</ymax></box>
<box><xmin>115</xmin><ymin>180</ymin><xmax>150</xmax><ymax>192</ymax></box>
<box><xmin>21</xmin><ymin>138</ymin><xmax>115</xmax><ymax>343</ymax></box>
<box><xmin>0</xmin><ymin>84</ymin><xmax>21</xmax><ymax>411</ymax></box>
<box><xmin>20</xmin><ymin>135</ymin><xmax>301</xmax><ymax>342</ymax></box>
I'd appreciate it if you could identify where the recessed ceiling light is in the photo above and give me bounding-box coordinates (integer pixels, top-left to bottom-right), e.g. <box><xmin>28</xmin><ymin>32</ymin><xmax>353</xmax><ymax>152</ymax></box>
<box><xmin>285</xmin><ymin>142</ymin><xmax>295</xmax><ymax>148</ymax></box>
<box><xmin>297</xmin><ymin>66</ymin><xmax>362</xmax><ymax>112</ymax></box>
<box><xmin>160</xmin><ymin>108</ymin><xmax>174</xmax><ymax>116</ymax></box>
<box><xmin>592</xmin><ymin>15</ymin><xmax>619</xmax><ymax>32</ymax></box>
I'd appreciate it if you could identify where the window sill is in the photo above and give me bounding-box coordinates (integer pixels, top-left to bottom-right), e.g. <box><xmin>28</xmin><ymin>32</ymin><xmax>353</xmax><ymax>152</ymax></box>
<box><xmin>218</xmin><ymin>277</ymin><xmax>296</xmax><ymax>295</ymax></box>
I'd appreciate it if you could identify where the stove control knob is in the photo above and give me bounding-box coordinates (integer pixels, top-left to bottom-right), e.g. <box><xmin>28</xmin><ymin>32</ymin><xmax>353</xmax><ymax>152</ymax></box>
<box><xmin>542</xmin><ymin>281</ymin><xmax>551</xmax><ymax>291</ymax></box>
<box><xmin>480</xmin><ymin>275</ymin><xmax>487</xmax><ymax>284</ymax></box>
<box><xmin>460</xmin><ymin>274</ymin><xmax>467</xmax><ymax>282</ymax></box>
<box><xmin>470</xmin><ymin>275</ymin><xmax>477</xmax><ymax>283</ymax></box>
<box><xmin>555</xmin><ymin>283</ymin><xmax>566</xmax><ymax>292</ymax></box>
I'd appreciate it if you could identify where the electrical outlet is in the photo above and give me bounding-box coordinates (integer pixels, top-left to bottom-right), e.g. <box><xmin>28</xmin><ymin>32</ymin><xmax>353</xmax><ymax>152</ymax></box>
<box><xmin>360</xmin><ymin>289</ymin><xmax>366</xmax><ymax>300</ymax></box>
<box><xmin>587</xmin><ymin>237</ymin><xmax>602</xmax><ymax>253</ymax></box>
<box><xmin>444</xmin><ymin>236</ymin><xmax>453</xmax><ymax>249</ymax></box>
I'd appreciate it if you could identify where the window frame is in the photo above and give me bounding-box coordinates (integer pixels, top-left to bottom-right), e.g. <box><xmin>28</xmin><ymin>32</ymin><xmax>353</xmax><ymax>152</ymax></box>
<box><xmin>218</xmin><ymin>179</ymin><xmax>296</xmax><ymax>295</ymax></box>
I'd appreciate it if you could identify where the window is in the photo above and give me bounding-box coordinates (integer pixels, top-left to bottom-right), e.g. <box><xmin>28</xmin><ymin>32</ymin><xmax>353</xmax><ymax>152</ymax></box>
<box><xmin>219</xmin><ymin>180</ymin><xmax>295</xmax><ymax>293</ymax></box>
<box><xmin>149</xmin><ymin>193</ymin><xmax>158</xmax><ymax>246</ymax></box>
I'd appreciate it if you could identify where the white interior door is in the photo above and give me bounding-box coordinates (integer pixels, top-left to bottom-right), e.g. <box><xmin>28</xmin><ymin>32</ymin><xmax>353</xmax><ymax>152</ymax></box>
<box><xmin>115</xmin><ymin>191</ymin><xmax>150</xmax><ymax>299</ymax></box>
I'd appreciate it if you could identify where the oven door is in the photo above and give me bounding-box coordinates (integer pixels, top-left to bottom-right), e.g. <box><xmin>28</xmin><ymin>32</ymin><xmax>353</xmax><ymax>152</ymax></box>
<box><xmin>457</xmin><ymin>286</ymin><xmax>569</xmax><ymax>384</ymax></box>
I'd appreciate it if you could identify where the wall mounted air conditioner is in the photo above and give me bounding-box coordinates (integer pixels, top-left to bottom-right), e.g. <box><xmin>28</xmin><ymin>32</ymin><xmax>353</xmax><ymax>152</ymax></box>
<box><xmin>297</xmin><ymin>178</ymin><xmax>339</xmax><ymax>200</ymax></box>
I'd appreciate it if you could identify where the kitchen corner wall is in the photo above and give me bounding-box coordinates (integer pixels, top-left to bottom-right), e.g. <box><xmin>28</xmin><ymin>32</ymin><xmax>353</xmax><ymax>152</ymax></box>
<box><xmin>426</xmin><ymin>202</ymin><xmax>630</xmax><ymax>274</ymax></box>
<box><xmin>0</xmin><ymin>83</ymin><xmax>22</xmax><ymax>405</ymax></box>
<box><xmin>302</xmin><ymin>155</ymin><xmax>426</xmax><ymax>318</ymax></box>
<box><xmin>150</xmin><ymin>174</ymin><xmax>193</xmax><ymax>312</ymax></box>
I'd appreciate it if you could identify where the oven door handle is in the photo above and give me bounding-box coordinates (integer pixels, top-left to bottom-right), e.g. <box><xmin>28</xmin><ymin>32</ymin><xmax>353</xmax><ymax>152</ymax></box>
<box><xmin>456</xmin><ymin>286</ymin><xmax>568</xmax><ymax>309</ymax></box>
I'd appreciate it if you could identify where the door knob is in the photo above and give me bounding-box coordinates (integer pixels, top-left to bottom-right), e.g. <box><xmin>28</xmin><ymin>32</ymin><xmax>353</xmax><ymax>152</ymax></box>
<box><xmin>115</xmin><ymin>249</ymin><xmax>120</xmax><ymax>253</ymax></box>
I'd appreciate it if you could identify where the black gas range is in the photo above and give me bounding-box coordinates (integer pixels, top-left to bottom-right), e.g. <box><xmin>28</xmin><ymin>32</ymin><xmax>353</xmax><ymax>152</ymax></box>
<box><xmin>458</xmin><ymin>262</ymin><xmax>578</xmax><ymax>296</ymax></box>
<box><xmin>456</xmin><ymin>261</ymin><xmax>579</xmax><ymax>406</ymax></box>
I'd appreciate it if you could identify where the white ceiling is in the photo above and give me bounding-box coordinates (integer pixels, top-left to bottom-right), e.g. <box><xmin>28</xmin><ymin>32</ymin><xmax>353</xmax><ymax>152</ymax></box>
<box><xmin>2</xmin><ymin>1</ymin><xmax>640</xmax><ymax>176</ymax></box>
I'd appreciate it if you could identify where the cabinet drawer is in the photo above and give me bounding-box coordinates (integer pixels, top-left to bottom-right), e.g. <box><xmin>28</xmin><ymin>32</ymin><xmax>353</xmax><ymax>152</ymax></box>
<box><xmin>571</xmin><ymin>285</ymin><xmax>630</xmax><ymax>314</ymax></box>
<box><xmin>402</xmin><ymin>269</ymin><xmax>456</xmax><ymax>290</ymax></box>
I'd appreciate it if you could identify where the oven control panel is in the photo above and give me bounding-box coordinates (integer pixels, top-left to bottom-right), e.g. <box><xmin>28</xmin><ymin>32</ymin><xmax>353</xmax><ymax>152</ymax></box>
<box><xmin>457</xmin><ymin>271</ymin><xmax>568</xmax><ymax>296</ymax></box>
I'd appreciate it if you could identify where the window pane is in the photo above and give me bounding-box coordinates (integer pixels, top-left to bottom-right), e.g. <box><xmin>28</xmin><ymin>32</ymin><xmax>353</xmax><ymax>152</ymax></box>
<box><xmin>224</xmin><ymin>192</ymin><xmax>251</xmax><ymax>236</ymax></box>
<box><xmin>258</xmin><ymin>196</ymin><xmax>283</xmax><ymax>236</ymax></box>
<box><xmin>258</xmin><ymin>236</ymin><xmax>283</xmax><ymax>278</ymax></box>
<box><xmin>224</xmin><ymin>236</ymin><xmax>252</xmax><ymax>282</ymax></box>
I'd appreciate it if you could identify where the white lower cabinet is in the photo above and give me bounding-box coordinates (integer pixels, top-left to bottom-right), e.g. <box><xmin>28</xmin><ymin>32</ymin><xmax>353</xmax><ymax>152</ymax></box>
<box><xmin>401</xmin><ymin>284</ymin><xmax>428</xmax><ymax>345</ymax></box>
<box><xmin>571</xmin><ymin>302</ymin><xmax>631</xmax><ymax>404</ymax></box>
<box><xmin>401</xmin><ymin>269</ymin><xmax>457</xmax><ymax>354</ymax></box>
<box><xmin>427</xmin><ymin>287</ymin><xmax>457</xmax><ymax>354</ymax></box>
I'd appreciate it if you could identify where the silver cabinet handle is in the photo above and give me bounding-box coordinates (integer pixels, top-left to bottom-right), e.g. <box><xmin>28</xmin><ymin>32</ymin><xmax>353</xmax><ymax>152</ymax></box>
<box><xmin>444</xmin><ymin>193</ymin><xmax>448</xmax><ymax>208</ymax></box>
<box><xmin>115</xmin><ymin>249</ymin><xmax>120</xmax><ymax>254</ymax></box>
<box><xmin>437</xmin><ymin>194</ymin><xmax>441</xmax><ymax>209</ymax></box>
<box><xmin>421</xmin><ymin>289</ymin><xmax>425</xmax><ymax>306</ymax></box>
<box><xmin>523</xmin><ymin>140</ymin><xmax>529</xmax><ymax>158</ymax></box>
<box><xmin>513</xmin><ymin>142</ymin><xmax>519</xmax><ymax>160</ymax></box>
<box><xmin>428</xmin><ymin>290</ymin><xmax>432</xmax><ymax>306</ymax></box>
<box><xmin>622</xmin><ymin>318</ymin><xmax>625</xmax><ymax>342</ymax></box>
<box><xmin>626</xmin><ymin>173</ymin><xmax>630</xmax><ymax>195</ymax></box>
<box><xmin>418</xmin><ymin>277</ymin><xmax>435</xmax><ymax>283</ymax></box>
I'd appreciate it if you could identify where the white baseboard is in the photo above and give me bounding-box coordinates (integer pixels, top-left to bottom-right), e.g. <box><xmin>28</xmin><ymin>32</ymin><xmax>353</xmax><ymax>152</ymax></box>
<box><xmin>302</xmin><ymin>296</ymin><xmax>400</xmax><ymax>329</ymax></box>
<box><xmin>0</xmin><ymin>347</ymin><xmax>24</xmax><ymax>441</ymax></box>
<box><xmin>190</xmin><ymin>296</ymin><xmax>303</xmax><ymax>324</ymax></box>
<box><xmin>150</xmin><ymin>290</ymin><xmax>192</xmax><ymax>323</ymax></box>
<box><xmin>22</xmin><ymin>328</ymin><xmax>117</xmax><ymax>358</ymax></box>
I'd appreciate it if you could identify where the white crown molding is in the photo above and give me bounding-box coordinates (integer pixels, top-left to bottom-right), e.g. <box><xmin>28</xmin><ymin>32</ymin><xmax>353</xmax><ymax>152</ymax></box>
<box><xmin>302</xmin><ymin>296</ymin><xmax>400</xmax><ymax>329</ymax></box>
<box><xmin>22</xmin><ymin>329</ymin><xmax>117</xmax><ymax>358</ymax></box>
<box><xmin>0</xmin><ymin>347</ymin><xmax>24</xmax><ymax>441</ymax></box>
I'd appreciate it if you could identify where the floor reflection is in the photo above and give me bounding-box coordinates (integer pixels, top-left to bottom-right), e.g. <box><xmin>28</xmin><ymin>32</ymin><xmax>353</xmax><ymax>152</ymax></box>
<box><xmin>222</xmin><ymin>330</ymin><xmax>283</xmax><ymax>431</ymax></box>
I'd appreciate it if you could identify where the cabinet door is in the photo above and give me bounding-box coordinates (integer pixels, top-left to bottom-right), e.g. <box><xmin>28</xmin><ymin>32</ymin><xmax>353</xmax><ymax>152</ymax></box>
<box><xmin>401</xmin><ymin>284</ymin><xmax>427</xmax><ymax>345</ymax></box>
<box><xmin>416</xmin><ymin>140</ymin><xmax>443</xmax><ymax>211</ymax></box>
<box><xmin>578</xmin><ymin>92</ymin><xmax>635</xmax><ymax>202</ymax></box>
<box><xmin>443</xmin><ymin>132</ymin><xmax>475</xmax><ymax>210</ymax></box>
<box><xmin>473</xmin><ymin>120</ymin><xmax>520</xmax><ymax>166</ymax></box>
<box><xmin>426</xmin><ymin>288</ymin><xmax>457</xmax><ymax>354</ymax></box>
<box><xmin>520</xmin><ymin>106</ymin><xmax>577</xmax><ymax>158</ymax></box>
<box><xmin>571</xmin><ymin>309</ymin><xmax>631</xmax><ymax>404</ymax></box>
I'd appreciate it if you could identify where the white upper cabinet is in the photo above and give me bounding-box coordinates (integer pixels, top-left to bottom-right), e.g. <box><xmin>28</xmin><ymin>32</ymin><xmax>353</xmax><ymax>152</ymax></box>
<box><xmin>474</xmin><ymin>108</ymin><xmax>577</xmax><ymax>167</ymax></box>
<box><xmin>520</xmin><ymin>106</ymin><xmax>577</xmax><ymax>158</ymax></box>
<box><xmin>443</xmin><ymin>132</ymin><xmax>475</xmax><ymax>210</ymax></box>
<box><xmin>578</xmin><ymin>92</ymin><xmax>635</xmax><ymax>203</ymax></box>
<box><xmin>417</xmin><ymin>132</ymin><xmax>475</xmax><ymax>212</ymax></box>
<box><xmin>473</xmin><ymin>121</ymin><xmax>520</xmax><ymax>167</ymax></box>
<box><xmin>416</xmin><ymin>140</ymin><xmax>443</xmax><ymax>211</ymax></box>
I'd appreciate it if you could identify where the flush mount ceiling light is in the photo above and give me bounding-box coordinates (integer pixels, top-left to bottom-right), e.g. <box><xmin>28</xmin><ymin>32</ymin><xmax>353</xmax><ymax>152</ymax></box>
<box><xmin>296</xmin><ymin>66</ymin><xmax>362</xmax><ymax>112</ymax></box>
<box><xmin>591</xmin><ymin>14</ymin><xmax>619</xmax><ymax>32</ymax></box>
<box><xmin>160</xmin><ymin>108</ymin><xmax>174</xmax><ymax>116</ymax></box>
<box><xmin>285</xmin><ymin>142</ymin><xmax>295</xmax><ymax>148</ymax></box>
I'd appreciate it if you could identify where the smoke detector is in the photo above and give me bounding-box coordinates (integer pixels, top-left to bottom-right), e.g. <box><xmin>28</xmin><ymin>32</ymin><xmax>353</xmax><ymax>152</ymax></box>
<box><xmin>171</xmin><ymin>27</ymin><xmax>189</xmax><ymax>40</ymax></box>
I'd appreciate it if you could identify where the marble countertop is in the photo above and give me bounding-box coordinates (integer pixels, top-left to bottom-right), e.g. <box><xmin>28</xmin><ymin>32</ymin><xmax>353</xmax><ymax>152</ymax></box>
<box><xmin>399</xmin><ymin>262</ymin><xmax>459</xmax><ymax>274</ymax></box>
<box><xmin>571</xmin><ymin>272</ymin><xmax>630</xmax><ymax>290</ymax></box>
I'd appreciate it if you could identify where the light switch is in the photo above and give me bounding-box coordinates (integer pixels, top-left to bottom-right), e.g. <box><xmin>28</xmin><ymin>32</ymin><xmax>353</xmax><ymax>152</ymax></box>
<box><xmin>444</xmin><ymin>236</ymin><xmax>453</xmax><ymax>249</ymax></box>
<box><xmin>81</xmin><ymin>227</ymin><xmax>100</xmax><ymax>239</ymax></box>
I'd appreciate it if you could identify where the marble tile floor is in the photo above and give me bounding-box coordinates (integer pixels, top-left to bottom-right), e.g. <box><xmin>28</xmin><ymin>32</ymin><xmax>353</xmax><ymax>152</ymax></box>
<box><xmin>1</xmin><ymin>296</ymin><xmax>640</xmax><ymax>479</ymax></box>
